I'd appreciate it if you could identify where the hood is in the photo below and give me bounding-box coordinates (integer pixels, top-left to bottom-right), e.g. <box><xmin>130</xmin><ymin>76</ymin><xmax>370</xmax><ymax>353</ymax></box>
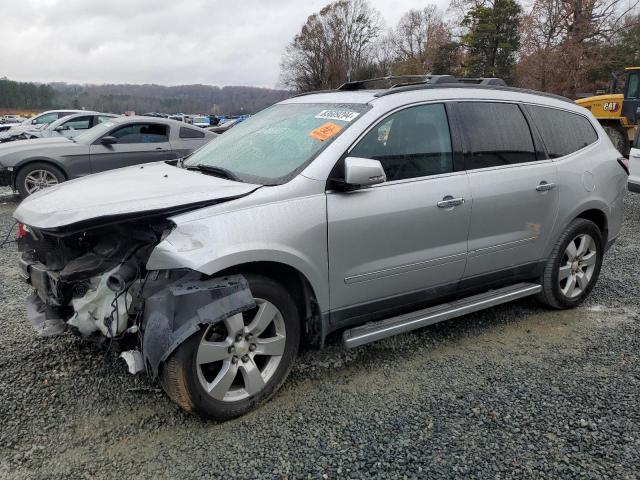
<box><xmin>14</xmin><ymin>161</ymin><xmax>260</xmax><ymax>230</ymax></box>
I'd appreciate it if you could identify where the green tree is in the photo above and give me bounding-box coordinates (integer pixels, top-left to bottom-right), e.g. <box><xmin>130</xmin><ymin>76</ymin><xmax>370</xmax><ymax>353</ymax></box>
<box><xmin>461</xmin><ymin>0</ymin><xmax>522</xmax><ymax>82</ymax></box>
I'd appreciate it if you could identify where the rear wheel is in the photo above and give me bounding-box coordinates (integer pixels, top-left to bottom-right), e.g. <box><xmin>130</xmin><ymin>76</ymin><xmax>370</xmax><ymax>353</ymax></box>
<box><xmin>16</xmin><ymin>162</ymin><xmax>65</xmax><ymax>197</ymax></box>
<box><xmin>537</xmin><ymin>219</ymin><xmax>603</xmax><ymax>309</ymax></box>
<box><xmin>160</xmin><ymin>274</ymin><xmax>300</xmax><ymax>420</ymax></box>
<box><xmin>603</xmin><ymin>125</ymin><xmax>629</xmax><ymax>156</ymax></box>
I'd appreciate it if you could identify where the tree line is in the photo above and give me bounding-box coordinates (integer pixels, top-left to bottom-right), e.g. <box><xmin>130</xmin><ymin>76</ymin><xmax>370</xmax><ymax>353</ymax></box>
<box><xmin>280</xmin><ymin>0</ymin><xmax>640</xmax><ymax>97</ymax></box>
<box><xmin>0</xmin><ymin>79</ymin><xmax>290</xmax><ymax>115</ymax></box>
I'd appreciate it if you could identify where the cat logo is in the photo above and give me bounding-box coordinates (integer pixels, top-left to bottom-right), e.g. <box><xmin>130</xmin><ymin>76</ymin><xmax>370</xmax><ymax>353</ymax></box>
<box><xmin>603</xmin><ymin>102</ymin><xmax>619</xmax><ymax>112</ymax></box>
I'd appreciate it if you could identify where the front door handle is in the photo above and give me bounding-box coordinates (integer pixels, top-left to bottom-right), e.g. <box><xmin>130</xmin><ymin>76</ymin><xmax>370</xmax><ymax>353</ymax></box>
<box><xmin>437</xmin><ymin>196</ymin><xmax>465</xmax><ymax>208</ymax></box>
<box><xmin>536</xmin><ymin>181</ymin><xmax>556</xmax><ymax>192</ymax></box>
<box><xmin>155</xmin><ymin>147</ymin><xmax>169</xmax><ymax>152</ymax></box>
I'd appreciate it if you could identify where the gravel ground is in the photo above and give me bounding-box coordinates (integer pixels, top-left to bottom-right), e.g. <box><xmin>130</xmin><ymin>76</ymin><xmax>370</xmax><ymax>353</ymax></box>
<box><xmin>0</xmin><ymin>186</ymin><xmax>639</xmax><ymax>479</ymax></box>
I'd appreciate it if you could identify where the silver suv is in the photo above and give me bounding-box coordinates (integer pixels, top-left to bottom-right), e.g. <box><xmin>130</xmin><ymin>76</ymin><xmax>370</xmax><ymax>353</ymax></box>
<box><xmin>14</xmin><ymin>79</ymin><xmax>627</xmax><ymax>419</ymax></box>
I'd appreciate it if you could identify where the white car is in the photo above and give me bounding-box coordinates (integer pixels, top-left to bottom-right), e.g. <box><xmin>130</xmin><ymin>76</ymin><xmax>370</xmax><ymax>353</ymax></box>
<box><xmin>0</xmin><ymin>110</ymin><xmax>86</xmax><ymax>142</ymax></box>
<box><xmin>22</xmin><ymin>112</ymin><xmax>118</xmax><ymax>139</ymax></box>
<box><xmin>628</xmin><ymin>127</ymin><xmax>640</xmax><ymax>192</ymax></box>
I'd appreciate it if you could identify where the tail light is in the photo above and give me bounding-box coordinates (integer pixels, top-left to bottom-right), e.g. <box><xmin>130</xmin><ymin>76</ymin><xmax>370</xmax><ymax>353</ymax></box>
<box><xmin>617</xmin><ymin>157</ymin><xmax>630</xmax><ymax>175</ymax></box>
<box><xmin>16</xmin><ymin>222</ymin><xmax>27</xmax><ymax>240</ymax></box>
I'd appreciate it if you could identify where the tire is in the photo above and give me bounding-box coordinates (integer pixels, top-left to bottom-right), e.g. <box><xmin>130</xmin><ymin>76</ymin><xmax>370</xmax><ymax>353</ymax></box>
<box><xmin>160</xmin><ymin>274</ymin><xmax>301</xmax><ymax>420</ymax></box>
<box><xmin>536</xmin><ymin>218</ymin><xmax>603</xmax><ymax>309</ymax></box>
<box><xmin>603</xmin><ymin>125</ymin><xmax>629</xmax><ymax>156</ymax></box>
<box><xmin>16</xmin><ymin>162</ymin><xmax>66</xmax><ymax>197</ymax></box>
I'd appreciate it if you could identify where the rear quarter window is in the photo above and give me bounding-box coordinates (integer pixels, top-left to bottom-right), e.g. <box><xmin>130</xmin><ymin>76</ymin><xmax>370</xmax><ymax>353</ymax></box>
<box><xmin>180</xmin><ymin>127</ymin><xmax>205</xmax><ymax>139</ymax></box>
<box><xmin>525</xmin><ymin>105</ymin><xmax>598</xmax><ymax>158</ymax></box>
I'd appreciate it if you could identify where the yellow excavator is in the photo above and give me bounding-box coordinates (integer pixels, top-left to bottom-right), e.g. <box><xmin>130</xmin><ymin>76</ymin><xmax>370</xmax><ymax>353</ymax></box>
<box><xmin>576</xmin><ymin>67</ymin><xmax>640</xmax><ymax>156</ymax></box>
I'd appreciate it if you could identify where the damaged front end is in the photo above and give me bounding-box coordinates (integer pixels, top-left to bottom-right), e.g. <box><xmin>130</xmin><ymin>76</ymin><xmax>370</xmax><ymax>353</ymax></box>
<box><xmin>18</xmin><ymin>219</ymin><xmax>171</xmax><ymax>338</ymax></box>
<box><xmin>18</xmin><ymin>216</ymin><xmax>256</xmax><ymax>380</ymax></box>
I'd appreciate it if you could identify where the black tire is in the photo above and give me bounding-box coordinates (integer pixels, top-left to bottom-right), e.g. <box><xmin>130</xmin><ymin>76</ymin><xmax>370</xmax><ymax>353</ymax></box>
<box><xmin>603</xmin><ymin>125</ymin><xmax>629</xmax><ymax>156</ymax></box>
<box><xmin>160</xmin><ymin>274</ymin><xmax>301</xmax><ymax>420</ymax></box>
<box><xmin>15</xmin><ymin>162</ymin><xmax>66</xmax><ymax>197</ymax></box>
<box><xmin>536</xmin><ymin>218</ymin><xmax>604</xmax><ymax>309</ymax></box>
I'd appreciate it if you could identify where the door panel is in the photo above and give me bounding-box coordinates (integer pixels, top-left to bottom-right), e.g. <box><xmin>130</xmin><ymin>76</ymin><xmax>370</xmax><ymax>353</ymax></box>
<box><xmin>465</xmin><ymin>162</ymin><xmax>558</xmax><ymax>276</ymax></box>
<box><xmin>327</xmin><ymin>173</ymin><xmax>471</xmax><ymax>311</ymax></box>
<box><xmin>89</xmin><ymin>122</ymin><xmax>174</xmax><ymax>173</ymax></box>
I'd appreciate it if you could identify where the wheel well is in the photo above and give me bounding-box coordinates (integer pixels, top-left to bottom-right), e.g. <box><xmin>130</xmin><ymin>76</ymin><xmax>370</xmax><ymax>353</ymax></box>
<box><xmin>13</xmin><ymin>160</ymin><xmax>68</xmax><ymax>188</ymax></box>
<box><xmin>217</xmin><ymin>261</ymin><xmax>322</xmax><ymax>346</ymax></box>
<box><xmin>576</xmin><ymin>209</ymin><xmax>608</xmax><ymax>242</ymax></box>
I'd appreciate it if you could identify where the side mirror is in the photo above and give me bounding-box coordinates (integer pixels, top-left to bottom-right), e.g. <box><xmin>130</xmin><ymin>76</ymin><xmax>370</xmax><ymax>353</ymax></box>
<box><xmin>54</xmin><ymin>125</ymin><xmax>66</xmax><ymax>132</ymax></box>
<box><xmin>100</xmin><ymin>136</ymin><xmax>118</xmax><ymax>145</ymax></box>
<box><xmin>342</xmin><ymin>157</ymin><xmax>386</xmax><ymax>189</ymax></box>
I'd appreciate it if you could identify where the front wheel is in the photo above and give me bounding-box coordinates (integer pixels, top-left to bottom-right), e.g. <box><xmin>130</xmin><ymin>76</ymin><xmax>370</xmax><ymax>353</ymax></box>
<box><xmin>537</xmin><ymin>218</ymin><xmax>603</xmax><ymax>309</ymax></box>
<box><xmin>160</xmin><ymin>274</ymin><xmax>301</xmax><ymax>420</ymax></box>
<box><xmin>16</xmin><ymin>162</ymin><xmax>65</xmax><ymax>197</ymax></box>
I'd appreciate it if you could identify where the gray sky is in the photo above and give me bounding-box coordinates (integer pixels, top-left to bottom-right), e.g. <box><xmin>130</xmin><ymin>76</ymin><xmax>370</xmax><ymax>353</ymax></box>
<box><xmin>0</xmin><ymin>0</ymin><xmax>449</xmax><ymax>88</ymax></box>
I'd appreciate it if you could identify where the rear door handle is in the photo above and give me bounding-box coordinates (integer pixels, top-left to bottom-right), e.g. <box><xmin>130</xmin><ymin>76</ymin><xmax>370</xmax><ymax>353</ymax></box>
<box><xmin>155</xmin><ymin>147</ymin><xmax>169</xmax><ymax>152</ymax></box>
<box><xmin>437</xmin><ymin>196</ymin><xmax>465</xmax><ymax>208</ymax></box>
<box><xmin>536</xmin><ymin>181</ymin><xmax>556</xmax><ymax>192</ymax></box>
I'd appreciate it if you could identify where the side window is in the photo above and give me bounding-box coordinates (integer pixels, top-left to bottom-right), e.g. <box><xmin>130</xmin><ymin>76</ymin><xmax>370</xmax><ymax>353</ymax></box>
<box><xmin>63</xmin><ymin>116</ymin><xmax>91</xmax><ymax>130</ymax></box>
<box><xmin>458</xmin><ymin>102</ymin><xmax>537</xmax><ymax>169</ymax></box>
<box><xmin>349</xmin><ymin>103</ymin><xmax>453</xmax><ymax>181</ymax></box>
<box><xmin>97</xmin><ymin>116</ymin><xmax>114</xmax><ymax>124</ymax></box>
<box><xmin>626</xmin><ymin>72</ymin><xmax>639</xmax><ymax>99</ymax></box>
<box><xmin>110</xmin><ymin>123</ymin><xmax>169</xmax><ymax>144</ymax></box>
<box><xmin>179</xmin><ymin>126</ymin><xmax>205</xmax><ymax>139</ymax></box>
<box><xmin>526</xmin><ymin>105</ymin><xmax>598</xmax><ymax>158</ymax></box>
<box><xmin>32</xmin><ymin>113</ymin><xmax>58</xmax><ymax>125</ymax></box>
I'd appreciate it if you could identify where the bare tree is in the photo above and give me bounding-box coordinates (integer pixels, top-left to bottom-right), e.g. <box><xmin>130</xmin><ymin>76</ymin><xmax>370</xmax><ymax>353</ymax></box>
<box><xmin>517</xmin><ymin>0</ymin><xmax>639</xmax><ymax>95</ymax></box>
<box><xmin>280</xmin><ymin>0</ymin><xmax>383</xmax><ymax>92</ymax></box>
<box><xmin>390</xmin><ymin>6</ymin><xmax>451</xmax><ymax>75</ymax></box>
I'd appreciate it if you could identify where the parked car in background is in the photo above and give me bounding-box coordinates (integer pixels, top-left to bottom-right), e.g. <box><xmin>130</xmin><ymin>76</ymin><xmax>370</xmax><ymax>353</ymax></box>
<box><xmin>22</xmin><ymin>112</ymin><xmax>118</xmax><ymax>140</ymax></box>
<box><xmin>192</xmin><ymin>116</ymin><xmax>211</xmax><ymax>128</ymax></box>
<box><xmin>0</xmin><ymin>116</ymin><xmax>216</xmax><ymax>196</ymax></box>
<box><xmin>1</xmin><ymin>114</ymin><xmax>28</xmax><ymax>124</ymax></box>
<box><xmin>628</xmin><ymin>125</ymin><xmax>640</xmax><ymax>192</ymax></box>
<box><xmin>13</xmin><ymin>78</ymin><xmax>626</xmax><ymax>419</ymax></box>
<box><xmin>207</xmin><ymin>117</ymin><xmax>240</xmax><ymax>134</ymax></box>
<box><xmin>0</xmin><ymin>110</ymin><xmax>85</xmax><ymax>142</ymax></box>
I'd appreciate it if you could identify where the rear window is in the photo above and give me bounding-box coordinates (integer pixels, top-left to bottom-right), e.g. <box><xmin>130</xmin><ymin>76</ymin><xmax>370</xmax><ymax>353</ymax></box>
<box><xmin>180</xmin><ymin>126</ymin><xmax>205</xmax><ymax>139</ymax></box>
<box><xmin>458</xmin><ymin>102</ymin><xmax>537</xmax><ymax>169</ymax></box>
<box><xmin>525</xmin><ymin>105</ymin><xmax>598</xmax><ymax>158</ymax></box>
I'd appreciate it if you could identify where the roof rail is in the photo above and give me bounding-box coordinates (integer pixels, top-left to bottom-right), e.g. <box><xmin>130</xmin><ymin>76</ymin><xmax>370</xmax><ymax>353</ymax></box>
<box><xmin>337</xmin><ymin>74</ymin><xmax>459</xmax><ymax>91</ymax></box>
<box><xmin>337</xmin><ymin>75</ymin><xmax>507</xmax><ymax>91</ymax></box>
<box><xmin>374</xmin><ymin>83</ymin><xmax>573</xmax><ymax>103</ymax></box>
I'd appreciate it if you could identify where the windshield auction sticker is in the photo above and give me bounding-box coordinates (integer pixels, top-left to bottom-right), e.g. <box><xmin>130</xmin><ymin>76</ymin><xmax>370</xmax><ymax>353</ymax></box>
<box><xmin>315</xmin><ymin>110</ymin><xmax>360</xmax><ymax>122</ymax></box>
<box><xmin>309</xmin><ymin>122</ymin><xmax>343</xmax><ymax>141</ymax></box>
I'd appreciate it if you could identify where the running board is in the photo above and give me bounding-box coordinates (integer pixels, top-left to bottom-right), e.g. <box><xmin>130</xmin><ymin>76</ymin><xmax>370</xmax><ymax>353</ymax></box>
<box><xmin>342</xmin><ymin>282</ymin><xmax>542</xmax><ymax>349</ymax></box>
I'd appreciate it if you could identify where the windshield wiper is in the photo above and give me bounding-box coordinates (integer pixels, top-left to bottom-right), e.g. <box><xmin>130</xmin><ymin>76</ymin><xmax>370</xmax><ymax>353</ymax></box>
<box><xmin>186</xmin><ymin>164</ymin><xmax>241</xmax><ymax>182</ymax></box>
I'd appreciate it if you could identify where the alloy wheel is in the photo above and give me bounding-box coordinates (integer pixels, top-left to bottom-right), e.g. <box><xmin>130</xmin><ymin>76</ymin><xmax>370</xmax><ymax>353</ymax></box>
<box><xmin>558</xmin><ymin>233</ymin><xmax>598</xmax><ymax>298</ymax></box>
<box><xmin>24</xmin><ymin>169</ymin><xmax>59</xmax><ymax>194</ymax></box>
<box><xmin>195</xmin><ymin>298</ymin><xmax>286</xmax><ymax>402</ymax></box>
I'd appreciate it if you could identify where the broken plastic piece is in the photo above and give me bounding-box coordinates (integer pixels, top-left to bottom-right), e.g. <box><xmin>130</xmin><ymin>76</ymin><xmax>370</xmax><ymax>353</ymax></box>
<box><xmin>120</xmin><ymin>350</ymin><xmax>145</xmax><ymax>375</ymax></box>
<box><xmin>25</xmin><ymin>293</ymin><xmax>67</xmax><ymax>336</ymax></box>
<box><xmin>141</xmin><ymin>272</ymin><xmax>255</xmax><ymax>379</ymax></box>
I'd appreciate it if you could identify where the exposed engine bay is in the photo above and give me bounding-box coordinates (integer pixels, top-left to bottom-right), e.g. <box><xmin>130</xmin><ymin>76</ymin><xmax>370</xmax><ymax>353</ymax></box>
<box><xmin>18</xmin><ymin>218</ymin><xmax>172</xmax><ymax>338</ymax></box>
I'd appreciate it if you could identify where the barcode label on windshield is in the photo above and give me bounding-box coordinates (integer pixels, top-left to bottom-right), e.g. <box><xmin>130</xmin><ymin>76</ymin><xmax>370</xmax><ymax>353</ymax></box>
<box><xmin>315</xmin><ymin>110</ymin><xmax>360</xmax><ymax>122</ymax></box>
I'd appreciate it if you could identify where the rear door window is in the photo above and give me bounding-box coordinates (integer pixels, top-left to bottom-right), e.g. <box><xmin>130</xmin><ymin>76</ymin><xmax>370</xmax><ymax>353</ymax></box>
<box><xmin>526</xmin><ymin>105</ymin><xmax>598</xmax><ymax>158</ymax></box>
<box><xmin>457</xmin><ymin>102</ymin><xmax>537</xmax><ymax>169</ymax></box>
<box><xmin>110</xmin><ymin>123</ymin><xmax>169</xmax><ymax>143</ymax></box>
<box><xmin>349</xmin><ymin>103</ymin><xmax>453</xmax><ymax>181</ymax></box>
